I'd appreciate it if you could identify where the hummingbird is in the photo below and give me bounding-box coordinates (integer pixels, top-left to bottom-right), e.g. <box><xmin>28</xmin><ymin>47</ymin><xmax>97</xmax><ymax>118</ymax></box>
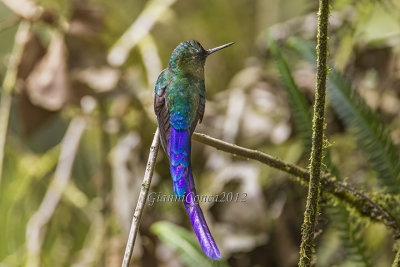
<box><xmin>154</xmin><ymin>40</ymin><xmax>234</xmax><ymax>259</ymax></box>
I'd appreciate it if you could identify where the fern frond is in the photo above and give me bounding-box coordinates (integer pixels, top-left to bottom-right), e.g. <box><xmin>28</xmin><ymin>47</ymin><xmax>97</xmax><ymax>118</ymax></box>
<box><xmin>288</xmin><ymin>37</ymin><xmax>400</xmax><ymax>193</ymax></box>
<box><xmin>267</xmin><ymin>34</ymin><xmax>313</xmax><ymax>156</ymax></box>
<box><xmin>268</xmin><ymin>34</ymin><xmax>341</xmax><ymax>177</ymax></box>
<box><xmin>328</xmin><ymin>71</ymin><xmax>400</xmax><ymax>192</ymax></box>
<box><xmin>327</xmin><ymin>201</ymin><xmax>373</xmax><ymax>267</ymax></box>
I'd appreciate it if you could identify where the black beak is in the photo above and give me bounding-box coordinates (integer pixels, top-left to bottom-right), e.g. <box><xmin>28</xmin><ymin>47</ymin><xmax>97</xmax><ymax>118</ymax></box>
<box><xmin>206</xmin><ymin>42</ymin><xmax>234</xmax><ymax>56</ymax></box>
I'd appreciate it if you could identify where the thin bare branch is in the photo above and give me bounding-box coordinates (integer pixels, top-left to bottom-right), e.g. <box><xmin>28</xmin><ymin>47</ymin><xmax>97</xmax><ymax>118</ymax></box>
<box><xmin>121</xmin><ymin>128</ymin><xmax>160</xmax><ymax>267</ymax></box>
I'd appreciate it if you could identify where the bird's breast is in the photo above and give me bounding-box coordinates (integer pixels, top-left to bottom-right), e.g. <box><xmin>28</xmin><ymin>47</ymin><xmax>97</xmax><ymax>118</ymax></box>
<box><xmin>167</xmin><ymin>79</ymin><xmax>201</xmax><ymax>130</ymax></box>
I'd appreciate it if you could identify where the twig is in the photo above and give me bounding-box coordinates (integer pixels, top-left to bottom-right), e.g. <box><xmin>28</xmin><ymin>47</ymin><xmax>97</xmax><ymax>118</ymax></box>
<box><xmin>193</xmin><ymin>132</ymin><xmax>308</xmax><ymax>178</ymax></box>
<box><xmin>121</xmin><ymin>128</ymin><xmax>160</xmax><ymax>267</ymax></box>
<box><xmin>26</xmin><ymin>117</ymin><xmax>87</xmax><ymax>267</ymax></box>
<box><xmin>192</xmin><ymin>132</ymin><xmax>400</xmax><ymax>236</ymax></box>
<box><xmin>0</xmin><ymin>21</ymin><xmax>30</xmax><ymax>188</ymax></box>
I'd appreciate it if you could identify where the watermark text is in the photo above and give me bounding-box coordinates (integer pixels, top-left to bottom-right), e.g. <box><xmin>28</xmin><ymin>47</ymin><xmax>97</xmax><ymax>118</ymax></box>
<box><xmin>147</xmin><ymin>191</ymin><xmax>247</xmax><ymax>206</ymax></box>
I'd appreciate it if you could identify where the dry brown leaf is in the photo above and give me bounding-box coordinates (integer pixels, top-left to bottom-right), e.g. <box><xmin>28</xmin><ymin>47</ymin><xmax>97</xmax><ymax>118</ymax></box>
<box><xmin>16</xmin><ymin>32</ymin><xmax>53</xmax><ymax>135</ymax></box>
<box><xmin>17</xmin><ymin>32</ymin><xmax>46</xmax><ymax>79</ymax></box>
<box><xmin>25</xmin><ymin>33</ymin><xmax>69</xmax><ymax>111</ymax></box>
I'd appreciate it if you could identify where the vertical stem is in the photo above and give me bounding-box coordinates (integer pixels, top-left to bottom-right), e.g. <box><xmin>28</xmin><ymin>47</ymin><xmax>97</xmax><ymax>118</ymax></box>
<box><xmin>0</xmin><ymin>21</ymin><xmax>30</xmax><ymax>188</ymax></box>
<box><xmin>298</xmin><ymin>0</ymin><xmax>330</xmax><ymax>266</ymax></box>
<box><xmin>121</xmin><ymin>129</ymin><xmax>160</xmax><ymax>267</ymax></box>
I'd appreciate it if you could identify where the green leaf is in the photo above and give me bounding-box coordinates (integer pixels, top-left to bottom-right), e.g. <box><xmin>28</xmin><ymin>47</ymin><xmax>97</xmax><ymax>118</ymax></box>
<box><xmin>150</xmin><ymin>221</ymin><xmax>228</xmax><ymax>267</ymax></box>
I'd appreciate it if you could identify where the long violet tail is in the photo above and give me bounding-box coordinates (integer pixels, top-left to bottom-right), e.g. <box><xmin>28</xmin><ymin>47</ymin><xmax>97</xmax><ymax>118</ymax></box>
<box><xmin>169</xmin><ymin>127</ymin><xmax>221</xmax><ymax>259</ymax></box>
<box><xmin>184</xmin><ymin>167</ymin><xmax>221</xmax><ymax>259</ymax></box>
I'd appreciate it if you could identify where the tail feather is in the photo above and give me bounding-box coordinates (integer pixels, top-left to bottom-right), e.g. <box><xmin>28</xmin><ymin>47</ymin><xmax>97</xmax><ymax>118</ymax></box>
<box><xmin>169</xmin><ymin>128</ymin><xmax>190</xmax><ymax>197</ymax></box>
<box><xmin>172</xmin><ymin>169</ymin><xmax>187</xmax><ymax>197</ymax></box>
<box><xmin>169</xmin><ymin>126</ymin><xmax>221</xmax><ymax>259</ymax></box>
<box><xmin>184</xmin><ymin>167</ymin><xmax>221</xmax><ymax>259</ymax></box>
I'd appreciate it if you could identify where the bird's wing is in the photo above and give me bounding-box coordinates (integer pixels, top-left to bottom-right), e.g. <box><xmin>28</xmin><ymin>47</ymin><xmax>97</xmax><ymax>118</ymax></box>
<box><xmin>154</xmin><ymin>69</ymin><xmax>171</xmax><ymax>152</ymax></box>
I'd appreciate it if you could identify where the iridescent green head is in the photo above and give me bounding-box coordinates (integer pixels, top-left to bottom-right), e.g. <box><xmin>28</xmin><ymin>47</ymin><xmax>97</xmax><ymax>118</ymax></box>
<box><xmin>168</xmin><ymin>40</ymin><xmax>234</xmax><ymax>78</ymax></box>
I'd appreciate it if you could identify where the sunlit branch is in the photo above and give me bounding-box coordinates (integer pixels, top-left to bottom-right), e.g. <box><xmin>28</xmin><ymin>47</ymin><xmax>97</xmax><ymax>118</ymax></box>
<box><xmin>122</xmin><ymin>128</ymin><xmax>160</xmax><ymax>267</ymax></box>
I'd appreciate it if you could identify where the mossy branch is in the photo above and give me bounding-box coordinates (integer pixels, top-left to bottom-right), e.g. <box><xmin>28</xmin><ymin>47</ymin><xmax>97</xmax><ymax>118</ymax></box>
<box><xmin>192</xmin><ymin>132</ymin><xmax>400</xmax><ymax>236</ymax></box>
<box><xmin>298</xmin><ymin>0</ymin><xmax>330</xmax><ymax>265</ymax></box>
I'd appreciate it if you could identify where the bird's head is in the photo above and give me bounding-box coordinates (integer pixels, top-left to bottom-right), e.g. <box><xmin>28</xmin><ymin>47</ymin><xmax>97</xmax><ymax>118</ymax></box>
<box><xmin>168</xmin><ymin>40</ymin><xmax>234</xmax><ymax>78</ymax></box>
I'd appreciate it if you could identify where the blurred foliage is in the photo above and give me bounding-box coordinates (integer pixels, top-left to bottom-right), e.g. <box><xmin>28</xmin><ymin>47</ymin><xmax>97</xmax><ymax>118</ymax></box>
<box><xmin>0</xmin><ymin>0</ymin><xmax>400</xmax><ymax>266</ymax></box>
<box><xmin>150</xmin><ymin>221</ymin><xmax>229</xmax><ymax>267</ymax></box>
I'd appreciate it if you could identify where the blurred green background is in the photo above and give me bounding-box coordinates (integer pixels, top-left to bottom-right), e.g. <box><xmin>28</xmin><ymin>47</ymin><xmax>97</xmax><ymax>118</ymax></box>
<box><xmin>0</xmin><ymin>0</ymin><xmax>400</xmax><ymax>266</ymax></box>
